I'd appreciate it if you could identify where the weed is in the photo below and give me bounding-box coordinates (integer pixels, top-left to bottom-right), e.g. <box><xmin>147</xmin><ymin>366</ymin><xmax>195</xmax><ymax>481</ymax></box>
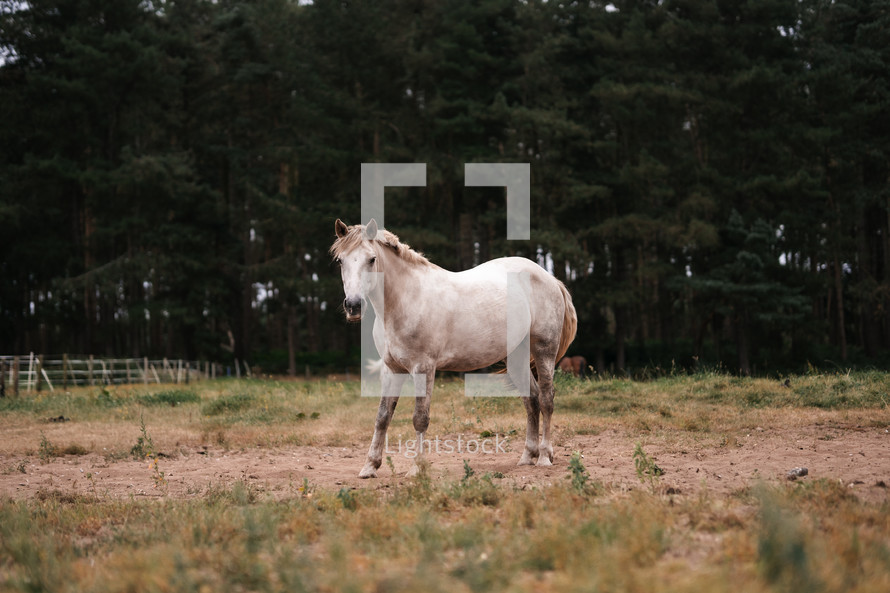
<box><xmin>568</xmin><ymin>451</ymin><xmax>590</xmax><ymax>493</ymax></box>
<box><xmin>337</xmin><ymin>488</ymin><xmax>357</xmax><ymax>510</ymax></box>
<box><xmin>147</xmin><ymin>456</ymin><xmax>167</xmax><ymax>490</ymax></box>
<box><xmin>130</xmin><ymin>414</ymin><xmax>167</xmax><ymax>490</ymax></box>
<box><xmin>298</xmin><ymin>478</ymin><xmax>312</xmax><ymax>499</ymax></box>
<box><xmin>398</xmin><ymin>459</ymin><xmax>433</xmax><ymax>503</ymax></box>
<box><xmin>633</xmin><ymin>442</ymin><xmax>663</xmax><ymax>491</ymax></box>
<box><xmin>38</xmin><ymin>432</ymin><xmax>58</xmax><ymax>462</ymax></box>
<box><xmin>130</xmin><ymin>414</ymin><xmax>155</xmax><ymax>460</ymax></box>
<box><xmin>462</xmin><ymin>459</ymin><xmax>475</xmax><ymax>483</ymax></box>
<box><xmin>449</xmin><ymin>471</ymin><xmax>500</xmax><ymax>507</ymax></box>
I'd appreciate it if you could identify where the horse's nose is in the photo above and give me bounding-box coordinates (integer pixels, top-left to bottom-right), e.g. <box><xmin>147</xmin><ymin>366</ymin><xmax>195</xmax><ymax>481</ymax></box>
<box><xmin>344</xmin><ymin>297</ymin><xmax>362</xmax><ymax>317</ymax></box>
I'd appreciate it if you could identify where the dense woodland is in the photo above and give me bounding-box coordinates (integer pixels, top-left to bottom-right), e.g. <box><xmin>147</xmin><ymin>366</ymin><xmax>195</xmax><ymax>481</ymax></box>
<box><xmin>1</xmin><ymin>0</ymin><xmax>889</xmax><ymax>375</ymax></box>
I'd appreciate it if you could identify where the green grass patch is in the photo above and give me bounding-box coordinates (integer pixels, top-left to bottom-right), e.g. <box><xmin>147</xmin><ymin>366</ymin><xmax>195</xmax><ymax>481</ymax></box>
<box><xmin>136</xmin><ymin>389</ymin><xmax>200</xmax><ymax>407</ymax></box>
<box><xmin>201</xmin><ymin>393</ymin><xmax>256</xmax><ymax>416</ymax></box>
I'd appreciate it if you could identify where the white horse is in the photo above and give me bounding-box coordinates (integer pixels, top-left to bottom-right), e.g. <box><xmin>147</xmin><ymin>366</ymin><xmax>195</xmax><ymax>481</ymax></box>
<box><xmin>331</xmin><ymin>219</ymin><xmax>577</xmax><ymax>478</ymax></box>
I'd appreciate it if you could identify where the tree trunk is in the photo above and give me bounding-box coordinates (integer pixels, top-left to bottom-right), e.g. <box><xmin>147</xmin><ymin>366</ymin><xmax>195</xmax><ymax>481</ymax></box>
<box><xmin>615</xmin><ymin>306</ymin><xmax>626</xmax><ymax>373</ymax></box>
<box><xmin>287</xmin><ymin>306</ymin><xmax>297</xmax><ymax>377</ymax></box>
<box><xmin>833</xmin><ymin>254</ymin><xmax>847</xmax><ymax>361</ymax></box>
<box><xmin>735</xmin><ymin>309</ymin><xmax>751</xmax><ymax>376</ymax></box>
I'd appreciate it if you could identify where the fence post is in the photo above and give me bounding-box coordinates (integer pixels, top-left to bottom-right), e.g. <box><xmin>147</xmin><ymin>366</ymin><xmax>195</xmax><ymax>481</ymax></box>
<box><xmin>27</xmin><ymin>353</ymin><xmax>34</xmax><ymax>393</ymax></box>
<box><xmin>35</xmin><ymin>354</ymin><xmax>44</xmax><ymax>392</ymax></box>
<box><xmin>13</xmin><ymin>356</ymin><xmax>20</xmax><ymax>396</ymax></box>
<box><xmin>163</xmin><ymin>358</ymin><xmax>173</xmax><ymax>382</ymax></box>
<box><xmin>88</xmin><ymin>355</ymin><xmax>94</xmax><ymax>386</ymax></box>
<box><xmin>62</xmin><ymin>354</ymin><xmax>69</xmax><ymax>390</ymax></box>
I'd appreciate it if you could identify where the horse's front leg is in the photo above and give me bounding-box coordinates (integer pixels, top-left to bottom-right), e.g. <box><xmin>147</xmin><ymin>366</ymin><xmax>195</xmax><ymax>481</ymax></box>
<box><xmin>406</xmin><ymin>368</ymin><xmax>434</xmax><ymax>477</ymax></box>
<box><xmin>359</xmin><ymin>370</ymin><xmax>408</xmax><ymax>478</ymax></box>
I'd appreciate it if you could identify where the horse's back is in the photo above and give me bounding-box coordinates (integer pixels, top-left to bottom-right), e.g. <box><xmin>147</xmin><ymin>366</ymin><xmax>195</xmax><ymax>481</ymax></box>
<box><xmin>458</xmin><ymin>256</ymin><xmax>569</xmax><ymax>337</ymax></box>
<box><xmin>459</xmin><ymin>257</ymin><xmax>562</xmax><ymax>293</ymax></box>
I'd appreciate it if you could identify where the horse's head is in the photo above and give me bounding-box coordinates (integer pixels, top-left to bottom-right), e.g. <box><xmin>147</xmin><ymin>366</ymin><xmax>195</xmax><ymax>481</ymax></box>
<box><xmin>332</xmin><ymin>219</ymin><xmax>382</xmax><ymax>322</ymax></box>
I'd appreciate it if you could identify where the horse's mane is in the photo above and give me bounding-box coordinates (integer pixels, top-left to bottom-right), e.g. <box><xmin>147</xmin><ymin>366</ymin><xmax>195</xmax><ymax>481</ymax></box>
<box><xmin>330</xmin><ymin>224</ymin><xmax>435</xmax><ymax>268</ymax></box>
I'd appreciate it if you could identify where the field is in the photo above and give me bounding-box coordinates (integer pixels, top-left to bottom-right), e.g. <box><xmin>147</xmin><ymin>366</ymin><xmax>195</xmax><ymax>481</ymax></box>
<box><xmin>1</xmin><ymin>371</ymin><xmax>889</xmax><ymax>592</ymax></box>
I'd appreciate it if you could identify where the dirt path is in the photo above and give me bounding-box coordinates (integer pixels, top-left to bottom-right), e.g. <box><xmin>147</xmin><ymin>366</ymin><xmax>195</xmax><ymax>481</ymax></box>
<box><xmin>2</xmin><ymin>424</ymin><xmax>888</xmax><ymax>502</ymax></box>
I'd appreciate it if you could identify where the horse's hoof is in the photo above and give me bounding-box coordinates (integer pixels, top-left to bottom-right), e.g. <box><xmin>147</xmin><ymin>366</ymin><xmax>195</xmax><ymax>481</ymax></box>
<box><xmin>518</xmin><ymin>452</ymin><xmax>537</xmax><ymax>466</ymax></box>
<box><xmin>359</xmin><ymin>465</ymin><xmax>378</xmax><ymax>479</ymax></box>
<box><xmin>536</xmin><ymin>457</ymin><xmax>553</xmax><ymax>467</ymax></box>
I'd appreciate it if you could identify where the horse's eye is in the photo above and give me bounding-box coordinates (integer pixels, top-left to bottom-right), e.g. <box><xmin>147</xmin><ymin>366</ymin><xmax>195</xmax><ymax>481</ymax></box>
<box><xmin>334</xmin><ymin>257</ymin><xmax>342</xmax><ymax>265</ymax></box>
<box><xmin>369</xmin><ymin>257</ymin><xmax>377</xmax><ymax>266</ymax></box>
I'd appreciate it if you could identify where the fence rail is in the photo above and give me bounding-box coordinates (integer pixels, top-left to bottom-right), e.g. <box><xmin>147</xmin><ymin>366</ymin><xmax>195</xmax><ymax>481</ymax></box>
<box><xmin>0</xmin><ymin>354</ymin><xmax>250</xmax><ymax>396</ymax></box>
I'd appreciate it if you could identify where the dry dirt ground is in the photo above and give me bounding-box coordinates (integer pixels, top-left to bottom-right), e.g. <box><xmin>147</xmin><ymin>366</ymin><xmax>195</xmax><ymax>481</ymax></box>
<box><xmin>2</xmin><ymin>423</ymin><xmax>888</xmax><ymax>503</ymax></box>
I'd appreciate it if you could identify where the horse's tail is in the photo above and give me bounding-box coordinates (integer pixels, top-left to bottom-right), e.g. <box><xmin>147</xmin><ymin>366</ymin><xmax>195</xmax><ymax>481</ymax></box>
<box><xmin>555</xmin><ymin>281</ymin><xmax>577</xmax><ymax>364</ymax></box>
<box><xmin>365</xmin><ymin>358</ymin><xmax>384</xmax><ymax>375</ymax></box>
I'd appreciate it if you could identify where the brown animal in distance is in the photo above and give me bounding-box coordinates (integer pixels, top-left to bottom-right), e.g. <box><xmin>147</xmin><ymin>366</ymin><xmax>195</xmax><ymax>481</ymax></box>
<box><xmin>558</xmin><ymin>355</ymin><xmax>587</xmax><ymax>378</ymax></box>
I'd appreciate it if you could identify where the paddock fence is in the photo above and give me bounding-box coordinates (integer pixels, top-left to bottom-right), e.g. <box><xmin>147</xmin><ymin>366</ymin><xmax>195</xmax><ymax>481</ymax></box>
<box><xmin>0</xmin><ymin>354</ymin><xmax>251</xmax><ymax>397</ymax></box>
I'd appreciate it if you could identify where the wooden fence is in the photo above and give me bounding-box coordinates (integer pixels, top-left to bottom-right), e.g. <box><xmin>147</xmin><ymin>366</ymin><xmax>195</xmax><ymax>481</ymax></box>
<box><xmin>0</xmin><ymin>354</ymin><xmax>251</xmax><ymax>396</ymax></box>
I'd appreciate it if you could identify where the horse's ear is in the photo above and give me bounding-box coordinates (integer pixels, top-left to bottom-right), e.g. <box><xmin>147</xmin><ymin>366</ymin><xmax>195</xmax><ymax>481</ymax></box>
<box><xmin>335</xmin><ymin>219</ymin><xmax>348</xmax><ymax>238</ymax></box>
<box><xmin>364</xmin><ymin>219</ymin><xmax>378</xmax><ymax>240</ymax></box>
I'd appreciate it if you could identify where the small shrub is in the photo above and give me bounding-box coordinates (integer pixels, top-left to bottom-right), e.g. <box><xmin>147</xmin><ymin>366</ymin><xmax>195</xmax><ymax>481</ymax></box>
<box><xmin>60</xmin><ymin>444</ymin><xmax>88</xmax><ymax>456</ymax></box>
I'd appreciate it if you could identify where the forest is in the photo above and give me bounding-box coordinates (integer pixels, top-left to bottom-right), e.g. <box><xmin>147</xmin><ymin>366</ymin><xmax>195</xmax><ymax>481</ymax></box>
<box><xmin>1</xmin><ymin>0</ymin><xmax>889</xmax><ymax>376</ymax></box>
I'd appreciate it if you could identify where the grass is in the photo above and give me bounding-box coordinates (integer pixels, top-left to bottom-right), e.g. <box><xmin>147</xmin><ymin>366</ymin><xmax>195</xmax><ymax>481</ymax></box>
<box><xmin>1</xmin><ymin>476</ymin><xmax>887</xmax><ymax>593</ymax></box>
<box><xmin>0</xmin><ymin>372</ymin><xmax>889</xmax><ymax>592</ymax></box>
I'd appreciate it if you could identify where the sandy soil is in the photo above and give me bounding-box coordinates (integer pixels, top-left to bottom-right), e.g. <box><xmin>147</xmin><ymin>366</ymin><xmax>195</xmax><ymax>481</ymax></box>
<box><xmin>2</xmin><ymin>423</ymin><xmax>888</xmax><ymax>503</ymax></box>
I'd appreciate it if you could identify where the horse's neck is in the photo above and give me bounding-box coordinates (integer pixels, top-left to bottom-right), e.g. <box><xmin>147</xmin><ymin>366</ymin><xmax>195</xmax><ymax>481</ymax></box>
<box><xmin>367</xmin><ymin>250</ymin><xmax>435</xmax><ymax>317</ymax></box>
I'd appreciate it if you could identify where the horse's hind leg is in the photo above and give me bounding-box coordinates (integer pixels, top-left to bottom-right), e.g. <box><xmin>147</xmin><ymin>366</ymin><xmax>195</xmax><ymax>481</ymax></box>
<box><xmin>535</xmin><ymin>365</ymin><xmax>555</xmax><ymax>466</ymax></box>
<box><xmin>360</xmin><ymin>370</ymin><xmax>408</xmax><ymax>478</ymax></box>
<box><xmin>532</xmin><ymin>343</ymin><xmax>559</xmax><ymax>466</ymax></box>
<box><xmin>518</xmin><ymin>376</ymin><xmax>541</xmax><ymax>465</ymax></box>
